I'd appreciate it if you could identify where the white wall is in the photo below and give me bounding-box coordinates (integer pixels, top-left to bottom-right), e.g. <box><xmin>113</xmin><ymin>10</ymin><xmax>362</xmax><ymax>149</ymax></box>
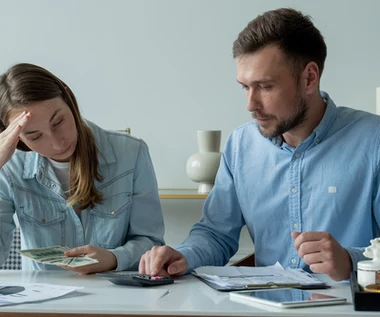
<box><xmin>1</xmin><ymin>0</ymin><xmax>379</xmax><ymax>256</ymax></box>
<box><xmin>1</xmin><ymin>0</ymin><xmax>379</xmax><ymax>188</ymax></box>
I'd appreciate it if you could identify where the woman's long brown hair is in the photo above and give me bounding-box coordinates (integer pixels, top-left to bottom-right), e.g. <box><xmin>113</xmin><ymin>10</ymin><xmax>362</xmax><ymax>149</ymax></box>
<box><xmin>0</xmin><ymin>63</ymin><xmax>103</xmax><ymax>210</ymax></box>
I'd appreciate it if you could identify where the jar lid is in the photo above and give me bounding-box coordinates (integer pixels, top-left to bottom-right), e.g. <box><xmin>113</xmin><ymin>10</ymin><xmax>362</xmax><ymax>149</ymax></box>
<box><xmin>364</xmin><ymin>283</ymin><xmax>380</xmax><ymax>293</ymax></box>
<box><xmin>358</xmin><ymin>260</ymin><xmax>380</xmax><ymax>270</ymax></box>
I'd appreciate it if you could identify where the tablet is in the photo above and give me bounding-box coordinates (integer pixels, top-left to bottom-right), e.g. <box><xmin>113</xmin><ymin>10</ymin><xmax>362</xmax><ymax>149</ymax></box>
<box><xmin>230</xmin><ymin>288</ymin><xmax>346</xmax><ymax>308</ymax></box>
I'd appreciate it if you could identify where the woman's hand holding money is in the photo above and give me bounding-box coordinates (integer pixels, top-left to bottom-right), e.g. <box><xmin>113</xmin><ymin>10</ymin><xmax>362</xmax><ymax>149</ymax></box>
<box><xmin>62</xmin><ymin>245</ymin><xmax>117</xmax><ymax>275</ymax></box>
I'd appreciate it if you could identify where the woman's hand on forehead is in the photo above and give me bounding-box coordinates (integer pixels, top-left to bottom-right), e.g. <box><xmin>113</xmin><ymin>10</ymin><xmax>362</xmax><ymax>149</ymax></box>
<box><xmin>0</xmin><ymin>111</ymin><xmax>31</xmax><ymax>168</ymax></box>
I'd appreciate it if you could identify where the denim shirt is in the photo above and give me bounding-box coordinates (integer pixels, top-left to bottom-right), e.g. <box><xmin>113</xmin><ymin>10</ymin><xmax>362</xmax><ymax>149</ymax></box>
<box><xmin>0</xmin><ymin>120</ymin><xmax>165</xmax><ymax>270</ymax></box>
<box><xmin>177</xmin><ymin>92</ymin><xmax>380</xmax><ymax>272</ymax></box>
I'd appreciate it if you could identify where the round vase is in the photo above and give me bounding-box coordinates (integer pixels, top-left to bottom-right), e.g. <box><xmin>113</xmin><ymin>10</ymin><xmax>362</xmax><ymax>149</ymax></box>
<box><xmin>186</xmin><ymin>130</ymin><xmax>222</xmax><ymax>193</ymax></box>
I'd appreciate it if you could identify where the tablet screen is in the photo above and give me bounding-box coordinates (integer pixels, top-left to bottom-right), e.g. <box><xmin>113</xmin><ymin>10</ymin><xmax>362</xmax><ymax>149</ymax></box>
<box><xmin>230</xmin><ymin>288</ymin><xmax>346</xmax><ymax>308</ymax></box>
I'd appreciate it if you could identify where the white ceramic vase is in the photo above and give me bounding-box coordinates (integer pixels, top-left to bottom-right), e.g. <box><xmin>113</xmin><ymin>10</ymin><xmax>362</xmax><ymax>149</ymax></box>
<box><xmin>186</xmin><ymin>130</ymin><xmax>222</xmax><ymax>193</ymax></box>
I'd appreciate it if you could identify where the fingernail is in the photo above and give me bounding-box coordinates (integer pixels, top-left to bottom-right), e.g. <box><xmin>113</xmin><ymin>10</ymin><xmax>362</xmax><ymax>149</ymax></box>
<box><xmin>169</xmin><ymin>266</ymin><xmax>177</xmax><ymax>274</ymax></box>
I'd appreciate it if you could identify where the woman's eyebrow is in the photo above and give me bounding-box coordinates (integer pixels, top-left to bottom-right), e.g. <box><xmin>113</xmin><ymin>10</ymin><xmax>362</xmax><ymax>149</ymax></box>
<box><xmin>24</xmin><ymin>109</ymin><xmax>62</xmax><ymax>135</ymax></box>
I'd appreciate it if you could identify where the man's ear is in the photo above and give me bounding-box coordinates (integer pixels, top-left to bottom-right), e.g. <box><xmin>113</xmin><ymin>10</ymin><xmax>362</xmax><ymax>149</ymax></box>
<box><xmin>302</xmin><ymin>62</ymin><xmax>320</xmax><ymax>95</ymax></box>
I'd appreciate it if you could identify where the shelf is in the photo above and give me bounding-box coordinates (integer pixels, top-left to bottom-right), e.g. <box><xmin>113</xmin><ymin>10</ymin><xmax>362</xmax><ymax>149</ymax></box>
<box><xmin>159</xmin><ymin>188</ymin><xmax>208</xmax><ymax>199</ymax></box>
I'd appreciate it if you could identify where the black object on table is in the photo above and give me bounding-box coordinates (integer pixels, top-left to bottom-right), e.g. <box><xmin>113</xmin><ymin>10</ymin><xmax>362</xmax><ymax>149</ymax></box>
<box><xmin>96</xmin><ymin>271</ymin><xmax>174</xmax><ymax>287</ymax></box>
<box><xmin>350</xmin><ymin>271</ymin><xmax>380</xmax><ymax>311</ymax></box>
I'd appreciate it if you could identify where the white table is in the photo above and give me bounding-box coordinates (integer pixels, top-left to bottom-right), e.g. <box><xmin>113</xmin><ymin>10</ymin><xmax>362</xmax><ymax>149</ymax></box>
<box><xmin>0</xmin><ymin>270</ymin><xmax>377</xmax><ymax>317</ymax></box>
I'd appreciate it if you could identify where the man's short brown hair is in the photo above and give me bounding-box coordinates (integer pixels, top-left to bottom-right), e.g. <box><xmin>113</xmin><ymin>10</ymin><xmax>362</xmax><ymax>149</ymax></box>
<box><xmin>233</xmin><ymin>8</ymin><xmax>327</xmax><ymax>78</ymax></box>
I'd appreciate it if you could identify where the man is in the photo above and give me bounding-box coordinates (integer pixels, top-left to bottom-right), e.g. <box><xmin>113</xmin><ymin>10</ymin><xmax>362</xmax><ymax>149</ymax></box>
<box><xmin>139</xmin><ymin>8</ymin><xmax>380</xmax><ymax>281</ymax></box>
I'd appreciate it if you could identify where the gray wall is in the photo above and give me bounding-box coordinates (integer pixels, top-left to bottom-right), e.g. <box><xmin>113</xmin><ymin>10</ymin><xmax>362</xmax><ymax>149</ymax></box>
<box><xmin>1</xmin><ymin>0</ymin><xmax>379</xmax><ymax>256</ymax></box>
<box><xmin>1</xmin><ymin>0</ymin><xmax>379</xmax><ymax>188</ymax></box>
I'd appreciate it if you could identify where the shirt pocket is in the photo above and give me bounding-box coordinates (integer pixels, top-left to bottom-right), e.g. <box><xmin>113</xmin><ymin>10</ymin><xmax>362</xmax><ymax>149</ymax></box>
<box><xmin>17</xmin><ymin>196</ymin><xmax>66</xmax><ymax>248</ymax></box>
<box><xmin>89</xmin><ymin>192</ymin><xmax>131</xmax><ymax>249</ymax></box>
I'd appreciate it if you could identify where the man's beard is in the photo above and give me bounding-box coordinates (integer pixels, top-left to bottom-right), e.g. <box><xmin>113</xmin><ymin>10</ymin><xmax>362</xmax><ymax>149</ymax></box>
<box><xmin>256</xmin><ymin>93</ymin><xmax>309</xmax><ymax>138</ymax></box>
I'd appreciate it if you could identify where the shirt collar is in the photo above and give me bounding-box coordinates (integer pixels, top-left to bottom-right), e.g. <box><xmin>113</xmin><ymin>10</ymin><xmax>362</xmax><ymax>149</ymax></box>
<box><xmin>311</xmin><ymin>91</ymin><xmax>337</xmax><ymax>145</ymax></box>
<box><xmin>270</xmin><ymin>91</ymin><xmax>337</xmax><ymax>149</ymax></box>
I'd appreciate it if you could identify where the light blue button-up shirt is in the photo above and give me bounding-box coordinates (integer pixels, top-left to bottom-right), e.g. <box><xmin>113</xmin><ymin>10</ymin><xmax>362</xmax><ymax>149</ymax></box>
<box><xmin>177</xmin><ymin>92</ymin><xmax>380</xmax><ymax>272</ymax></box>
<box><xmin>0</xmin><ymin>121</ymin><xmax>165</xmax><ymax>270</ymax></box>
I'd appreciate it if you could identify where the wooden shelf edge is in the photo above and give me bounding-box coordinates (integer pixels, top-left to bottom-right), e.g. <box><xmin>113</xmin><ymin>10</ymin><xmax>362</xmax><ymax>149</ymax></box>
<box><xmin>158</xmin><ymin>188</ymin><xmax>208</xmax><ymax>199</ymax></box>
<box><xmin>159</xmin><ymin>194</ymin><xmax>208</xmax><ymax>199</ymax></box>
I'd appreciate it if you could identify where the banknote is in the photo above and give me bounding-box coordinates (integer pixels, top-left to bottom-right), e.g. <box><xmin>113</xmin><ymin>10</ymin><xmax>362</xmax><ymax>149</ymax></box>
<box><xmin>17</xmin><ymin>246</ymin><xmax>70</xmax><ymax>261</ymax></box>
<box><xmin>67</xmin><ymin>256</ymin><xmax>98</xmax><ymax>267</ymax></box>
<box><xmin>17</xmin><ymin>245</ymin><xmax>98</xmax><ymax>267</ymax></box>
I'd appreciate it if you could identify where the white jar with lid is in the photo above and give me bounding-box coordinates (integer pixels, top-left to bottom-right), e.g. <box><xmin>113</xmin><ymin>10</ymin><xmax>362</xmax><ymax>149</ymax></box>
<box><xmin>357</xmin><ymin>260</ymin><xmax>380</xmax><ymax>289</ymax></box>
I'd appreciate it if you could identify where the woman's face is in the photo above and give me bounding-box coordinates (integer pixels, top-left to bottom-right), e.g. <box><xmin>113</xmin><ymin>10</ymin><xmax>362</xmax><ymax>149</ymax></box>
<box><xmin>9</xmin><ymin>96</ymin><xmax>78</xmax><ymax>162</ymax></box>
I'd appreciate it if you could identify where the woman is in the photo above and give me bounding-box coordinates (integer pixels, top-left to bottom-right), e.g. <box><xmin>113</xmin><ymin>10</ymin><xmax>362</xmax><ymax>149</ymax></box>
<box><xmin>0</xmin><ymin>63</ymin><xmax>165</xmax><ymax>273</ymax></box>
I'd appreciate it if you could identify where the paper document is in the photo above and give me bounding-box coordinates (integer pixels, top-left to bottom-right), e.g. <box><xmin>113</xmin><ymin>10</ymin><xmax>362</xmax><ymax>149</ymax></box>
<box><xmin>17</xmin><ymin>245</ymin><xmax>98</xmax><ymax>267</ymax></box>
<box><xmin>0</xmin><ymin>282</ymin><xmax>83</xmax><ymax>306</ymax></box>
<box><xmin>193</xmin><ymin>262</ymin><xmax>328</xmax><ymax>291</ymax></box>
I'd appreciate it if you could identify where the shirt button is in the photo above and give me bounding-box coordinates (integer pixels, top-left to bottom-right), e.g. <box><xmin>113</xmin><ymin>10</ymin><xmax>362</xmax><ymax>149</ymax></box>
<box><xmin>111</xmin><ymin>210</ymin><xmax>115</xmax><ymax>215</ymax></box>
<box><xmin>291</xmin><ymin>258</ymin><xmax>297</xmax><ymax>264</ymax></box>
<box><xmin>294</xmin><ymin>152</ymin><xmax>300</xmax><ymax>158</ymax></box>
<box><xmin>315</xmin><ymin>137</ymin><xmax>320</xmax><ymax>143</ymax></box>
<box><xmin>77</xmin><ymin>231</ymin><xmax>81</xmax><ymax>235</ymax></box>
<box><xmin>293</xmin><ymin>223</ymin><xmax>298</xmax><ymax>229</ymax></box>
<box><xmin>291</xmin><ymin>187</ymin><xmax>297</xmax><ymax>193</ymax></box>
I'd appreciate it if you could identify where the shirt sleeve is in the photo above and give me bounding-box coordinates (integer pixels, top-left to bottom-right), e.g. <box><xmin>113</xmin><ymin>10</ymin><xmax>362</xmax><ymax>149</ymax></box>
<box><xmin>0</xmin><ymin>168</ymin><xmax>17</xmax><ymax>265</ymax></box>
<box><xmin>111</xmin><ymin>141</ymin><xmax>165</xmax><ymax>271</ymax></box>
<box><xmin>347</xmin><ymin>137</ymin><xmax>380</xmax><ymax>271</ymax></box>
<box><xmin>176</xmin><ymin>134</ymin><xmax>246</xmax><ymax>271</ymax></box>
<box><xmin>345</xmin><ymin>247</ymin><xmax>367</xmax><ymax>270</ymax></box>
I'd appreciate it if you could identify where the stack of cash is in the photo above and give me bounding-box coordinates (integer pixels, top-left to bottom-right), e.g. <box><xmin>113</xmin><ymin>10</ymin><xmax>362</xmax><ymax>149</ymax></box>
<box><xmin>17</xmin><ymin>246</ymin><xmax>98</xmax><ymax>267</ymax></box>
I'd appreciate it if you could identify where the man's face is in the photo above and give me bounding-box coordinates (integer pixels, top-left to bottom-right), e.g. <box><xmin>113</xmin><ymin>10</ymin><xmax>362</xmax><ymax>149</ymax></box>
<box><xmin>236</xmin><ymin>45</ymin><xmax>309</xmax><ymax>138</ymax></box>
<box><xmin>8</xmin><ymin>96</ymin><xmax>78</xmax><ymax>162</ymax></box>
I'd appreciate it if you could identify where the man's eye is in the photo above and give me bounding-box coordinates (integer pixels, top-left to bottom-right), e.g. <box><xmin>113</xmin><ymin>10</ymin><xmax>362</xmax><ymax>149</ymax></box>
<box><xmin>260</xmin><ymin>85</ymin><xmax>272</xmax><ymax>90</ymax></box>
<box><xmin>241</xmin><ymin>85</ymin><xmax>249</xmax><ymax>90</ymax></box>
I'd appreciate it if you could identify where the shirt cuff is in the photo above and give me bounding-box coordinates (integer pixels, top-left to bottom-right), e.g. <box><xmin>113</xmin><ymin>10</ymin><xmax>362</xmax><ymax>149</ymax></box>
<box><xmin>175</xmin><ymin>246</ymin><xmax>199</xmax><ymax>273</ymax></box>
<box><xmin>345</xmin><ymin>246</ymin><xmax>367</xmax><ymax>271</ymax></box>
<box><xmin>109</xmin><ymin>249</ymin><xmax>133</xmax><ymax>271</ymax></box>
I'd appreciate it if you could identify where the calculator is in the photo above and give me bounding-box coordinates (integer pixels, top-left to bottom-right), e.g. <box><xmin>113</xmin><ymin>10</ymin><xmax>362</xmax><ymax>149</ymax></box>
<box><xmin>96</xmin><ymin>271</ymin><xmax>174</xmax><ymax>287</ymax></box>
